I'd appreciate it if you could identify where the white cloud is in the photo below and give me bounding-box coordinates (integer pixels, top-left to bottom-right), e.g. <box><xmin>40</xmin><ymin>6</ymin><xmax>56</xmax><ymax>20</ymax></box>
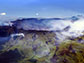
<box><xmin>35</xmin><ymin>13</ymin><xmax>39</xmax><ymax>16</ymax></box>
<box><xmin>0</xmin><ymin>13</ymin><xmax>6</xmax><ymax>15</ymax></box>
<box><xmin>48</xmin><ymin>18</ymin><xmax>84</xmax><ymax>39</ymax></box>
<box><xmin>48</xmin><ymin>20</ymin><xmax>72</xmax><ymax>30</ymax></box>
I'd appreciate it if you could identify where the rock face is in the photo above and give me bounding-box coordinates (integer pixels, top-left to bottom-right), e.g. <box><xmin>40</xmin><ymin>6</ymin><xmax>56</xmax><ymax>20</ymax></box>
<box><xmin>0</xmin><ymin>28</ymin><xmax>57</xmax><ymax>63</ymax></box>
<box><xmin>0</xmin><ymin>26</ymin><xmax>17</xmax><ymax>37</ymax></box>
<box><xmin>1</xmin><ymin>16</ymin><xmax>84</xmax><ymax>63</ymax></box>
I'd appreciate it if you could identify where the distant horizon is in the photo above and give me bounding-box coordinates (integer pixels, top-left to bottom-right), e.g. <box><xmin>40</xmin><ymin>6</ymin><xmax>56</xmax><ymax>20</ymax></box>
<box><xmin>0</xmin><ymin>14</ymin><xmax>83</xmax><ymax>19</ymax></box>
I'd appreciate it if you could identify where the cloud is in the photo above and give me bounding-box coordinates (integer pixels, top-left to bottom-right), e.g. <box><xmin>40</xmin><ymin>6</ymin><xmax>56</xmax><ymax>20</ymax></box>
<box><xmin>0</xmin><ymin>13</ymin><xmax>6</xmax><ymax>16</ymax></box>
<box><xmin>35</xmin><ymin>13</ymin><xmax>39</xmax><ymax>16</ymax></box>
<box><xmin>48</xmin><ymin>20</ymin><xmax>72</xmax><ymax>30</ymax></box>
<box><xmin>48</xmin><ymin>18</ymin><xmax>84</xmax><ymax>38</ymax></box>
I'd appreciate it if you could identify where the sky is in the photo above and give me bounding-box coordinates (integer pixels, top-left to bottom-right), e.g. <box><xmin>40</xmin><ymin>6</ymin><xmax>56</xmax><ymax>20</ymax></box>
<box><xmin>0</xmin><ymin>0</ymin><xmax>84</xmax><ymax>18</ymax></box>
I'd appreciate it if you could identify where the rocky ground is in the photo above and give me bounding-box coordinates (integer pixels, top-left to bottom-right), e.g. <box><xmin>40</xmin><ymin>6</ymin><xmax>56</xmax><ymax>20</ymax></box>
<box><xmin>0</xmin><ymin>26</ymin><xmax>84</xmax><ymax>63</ymax></box>
<box><xmin>0</xmin><ymin>16</ymin><xmax>84</xmax><ymax>63</ymax></box>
